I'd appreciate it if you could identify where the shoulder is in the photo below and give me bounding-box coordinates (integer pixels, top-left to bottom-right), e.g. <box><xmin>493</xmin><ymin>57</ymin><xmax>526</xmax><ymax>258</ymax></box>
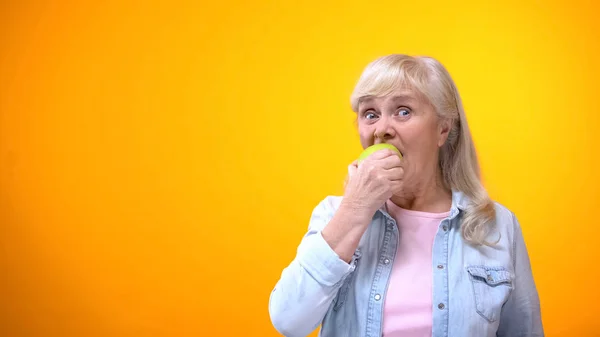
<box><xmin>492</xmin><ymin>201</ymin><xmax>516</xmax><ymax>224</ymax></box>
<box><xmin>489</xmin><ymin>200</ymin><xmax>522</xmax><ymax>248</ymax></box>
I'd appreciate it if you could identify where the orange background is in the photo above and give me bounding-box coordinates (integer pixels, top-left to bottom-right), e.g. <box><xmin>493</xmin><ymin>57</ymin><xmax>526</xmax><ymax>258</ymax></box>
<box><xmin>1</xmin><ymin>1</ymin><xmax>599</xmax><ymax>336</ymax></box>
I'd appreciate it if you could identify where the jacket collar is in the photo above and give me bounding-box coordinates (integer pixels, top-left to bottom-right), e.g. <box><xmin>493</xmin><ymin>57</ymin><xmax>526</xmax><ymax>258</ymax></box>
<box><xmin>378</xmin><ymin>189</ymin><xmax>470</xmax><ymax>220</ymax></box>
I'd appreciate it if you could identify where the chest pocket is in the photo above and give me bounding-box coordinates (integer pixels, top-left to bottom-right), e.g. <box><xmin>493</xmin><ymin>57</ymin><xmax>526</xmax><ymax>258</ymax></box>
<box><xmin>333</xmin><ymin>249</ymin><xmax>362</xmax><ymax>311</ymax></box>
<box><xmin>466</xmin><ymin>266</ymin><xmax>513</xmax><ymax>322</ymax></box>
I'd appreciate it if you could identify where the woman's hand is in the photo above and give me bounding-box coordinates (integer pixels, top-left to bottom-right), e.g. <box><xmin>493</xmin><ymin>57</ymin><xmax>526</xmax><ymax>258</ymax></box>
<box><xmin>322</xmin><ymin>148</ymin><xmax>403</xmax><ymax>263</ymax></box>
<box><xmin>343</xmin><ymin>149</ymin><xmax>403</xmax><ymax>216</ymax></box>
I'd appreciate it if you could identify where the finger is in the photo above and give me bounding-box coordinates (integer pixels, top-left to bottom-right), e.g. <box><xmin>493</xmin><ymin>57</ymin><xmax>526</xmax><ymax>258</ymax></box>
<box><xmin>378</xmin><ymin>154</ymin><xmax>403</xmax><ymax>170</ymax></box>
<box><xmin>365</xmin><ymin>148</ymin><xmax>398</xmax><ymax>161</ymax></box>
<box><xmin>385</xmin><ymin>167</ymin><xmax>404</xmax><ymax>181</ymax></box>
<box><xmin>389</xmin><ymin>180</ymin><xmax>403</xmax><ymax>193</ymax></box>
<box><xmin>348</xmin><ymin>161</ymin><xmax>358</xmax><ymax>177</ymax></box>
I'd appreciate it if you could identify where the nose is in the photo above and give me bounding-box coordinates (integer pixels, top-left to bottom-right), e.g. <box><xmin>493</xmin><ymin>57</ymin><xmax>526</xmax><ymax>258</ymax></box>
<box><xmin>374</xmin><ymin>116</ymin><xmax>396</xmax><ymax>142</ymax></box>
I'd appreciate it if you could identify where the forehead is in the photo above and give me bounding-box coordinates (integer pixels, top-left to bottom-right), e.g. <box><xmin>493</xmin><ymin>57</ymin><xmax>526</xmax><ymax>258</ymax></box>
<box><xmin>357</xmin><ymin>90</ymin><xmax>421</xmax><ymax>107</ymax></box>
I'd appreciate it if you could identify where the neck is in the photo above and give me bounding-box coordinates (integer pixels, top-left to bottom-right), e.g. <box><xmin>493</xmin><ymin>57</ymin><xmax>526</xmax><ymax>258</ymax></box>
<box><xmin>390</xmin><ymin>169</ymin><xmax>452</xmax><ymax>213</ymax></box>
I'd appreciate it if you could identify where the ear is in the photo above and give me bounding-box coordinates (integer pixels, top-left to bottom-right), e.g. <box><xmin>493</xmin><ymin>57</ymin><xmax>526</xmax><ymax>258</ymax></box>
<box><xmin>437</xmin><ymin>119</ymin><xmax>452</xmax><ymax>147</ymax></box>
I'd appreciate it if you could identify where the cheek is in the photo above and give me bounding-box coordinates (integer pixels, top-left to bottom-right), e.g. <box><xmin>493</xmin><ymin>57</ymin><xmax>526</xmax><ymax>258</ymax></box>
<box><xmin>401</xmin><ymin>129</ymin><xmax>424</xmax><ymax>150</ymax></box>
<box><xmin>403</xmin><ymin>130</ymin><xmax>439</xmax><ymax>166</ymax></box>
<box><xmin>357</xmin><ymin>126</ymin><xmax>372</xmax><ymax>148</ymax></box>
<box><xmin>405</xmin><ymin>124</ymin><xmax>438</xmax><ymax>149</ymax></box>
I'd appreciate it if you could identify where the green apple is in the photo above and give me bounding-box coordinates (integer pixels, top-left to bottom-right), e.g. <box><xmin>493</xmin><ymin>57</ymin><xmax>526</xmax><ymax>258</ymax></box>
<box><xmin>357</xmin><ymin>143</ymin><xmax>402</xmax><ymax>164</ymax></box>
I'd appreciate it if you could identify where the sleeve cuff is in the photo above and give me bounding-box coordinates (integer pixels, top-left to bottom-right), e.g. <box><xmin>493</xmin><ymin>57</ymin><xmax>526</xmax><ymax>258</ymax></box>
<box><xmin>296</xmin><ymin>231</ymin><xmax>356</xmax><ymax>287</ymax></box>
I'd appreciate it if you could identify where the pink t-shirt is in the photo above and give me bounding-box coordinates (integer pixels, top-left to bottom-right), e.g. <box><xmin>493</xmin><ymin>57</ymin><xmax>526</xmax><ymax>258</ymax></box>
<box><xmin>382</xmin><ymin>200</ymin><xmax>450</xmax><ymax>337</ymax></box>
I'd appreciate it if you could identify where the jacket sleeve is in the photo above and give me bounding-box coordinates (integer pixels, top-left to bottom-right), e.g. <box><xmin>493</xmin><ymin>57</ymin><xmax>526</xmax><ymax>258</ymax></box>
<box><xmin>268</xmin><ymin>197</ymin><xmax>359</xmax><ymax>337</ymax></box>
<box><xmin>497</xmin><ymin>213</ymin><xmax>544</xmax><ymax>337</ymax></box>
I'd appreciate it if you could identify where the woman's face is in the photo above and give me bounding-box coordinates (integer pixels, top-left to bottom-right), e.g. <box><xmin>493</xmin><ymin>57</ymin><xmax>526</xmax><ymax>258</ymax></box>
<box><xmin>356</xmin><ymin>88</ymin><xmax>450</xmax><ymax>195</ymax></box>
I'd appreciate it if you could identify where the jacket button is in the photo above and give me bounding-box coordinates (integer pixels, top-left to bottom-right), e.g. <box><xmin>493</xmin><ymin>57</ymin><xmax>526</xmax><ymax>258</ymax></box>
<box><xmin>438</xmin><ymin>303</ymin><xmax>445</xmax><ymax>310</ymax></box>
<box><xmin>442</xmin><ymin>225</ymin><xmax>448</xmax><ymax>231</ymax></box>
<box><xmin>383</xmin><ymin>258</ymin><xmax>390</xmax><ymax>265</ymax></box>
<box><xmin>437</xmin><ymin>264</ymin><xmax>444</xmax><ymax>269</ymax></box>
<box><xmin>374</xmin><ymin>294</ymin><xmax>381</xmax><ymax>301</ymax></box>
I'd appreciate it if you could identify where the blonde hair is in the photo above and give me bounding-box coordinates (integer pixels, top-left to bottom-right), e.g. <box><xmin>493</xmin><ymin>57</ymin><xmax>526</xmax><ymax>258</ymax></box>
<box><xmin>350</xmin><ymin>54</ymin><xmax>496</xmax><ymax>246</ymax></box>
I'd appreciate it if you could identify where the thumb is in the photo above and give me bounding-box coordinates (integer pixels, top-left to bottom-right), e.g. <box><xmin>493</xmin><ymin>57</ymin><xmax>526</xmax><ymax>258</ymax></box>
<box><xmin>348</xmin><ymin>160</ymin><xmax>358</xmax><ymax>178</ymax></box>
<box><xmin>344</xmin><ymin>160</ymin><xmax>358</xmax><ymax>191</ymax></box>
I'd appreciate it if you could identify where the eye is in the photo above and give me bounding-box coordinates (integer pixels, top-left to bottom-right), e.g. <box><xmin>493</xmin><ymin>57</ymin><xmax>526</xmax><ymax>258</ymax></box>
<box><xmin>396</xmin><ymin>107</ymin><xmax>411</xmax><ymax>117</ymax></box>
<box><xmin>363</xmin><ymin>109</ymin><xmax>378</xmax><ymax>120</ymax></box>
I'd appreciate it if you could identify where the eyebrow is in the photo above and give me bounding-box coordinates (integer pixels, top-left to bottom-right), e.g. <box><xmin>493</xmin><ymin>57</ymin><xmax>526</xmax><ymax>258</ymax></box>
<box><xmin>358</xmin><ymin>94</ymin><xmax>417</xmax><ymax>107</ymax></box>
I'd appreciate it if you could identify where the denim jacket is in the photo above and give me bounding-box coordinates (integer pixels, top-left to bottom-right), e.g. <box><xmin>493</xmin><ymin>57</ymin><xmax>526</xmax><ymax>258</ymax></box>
<box><xmin>269</xmin><ymin>191</ymin><xmax>543</xmax><ymax>337</ymax></box>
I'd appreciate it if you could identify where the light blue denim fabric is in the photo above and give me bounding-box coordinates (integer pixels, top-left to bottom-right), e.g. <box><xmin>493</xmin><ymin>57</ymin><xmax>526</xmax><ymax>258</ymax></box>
<box><xmin>269</xmin><ymin>191</ymin><xmax>543</xmax><ymax>337</ymax></box>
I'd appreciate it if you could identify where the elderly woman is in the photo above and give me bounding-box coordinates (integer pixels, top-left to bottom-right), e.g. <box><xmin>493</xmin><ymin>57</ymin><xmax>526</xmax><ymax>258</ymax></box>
<box><xmin>268</xmin><ymin>54</ymin><xmax>543</xmax><ymax>337</ymax></box>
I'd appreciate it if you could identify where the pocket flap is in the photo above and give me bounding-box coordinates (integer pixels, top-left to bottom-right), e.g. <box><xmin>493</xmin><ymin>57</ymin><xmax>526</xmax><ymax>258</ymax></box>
<box><xmin>467</xmin><ymin>266</ymin><xmax>512</xmax><ymax>286</ymax></box>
